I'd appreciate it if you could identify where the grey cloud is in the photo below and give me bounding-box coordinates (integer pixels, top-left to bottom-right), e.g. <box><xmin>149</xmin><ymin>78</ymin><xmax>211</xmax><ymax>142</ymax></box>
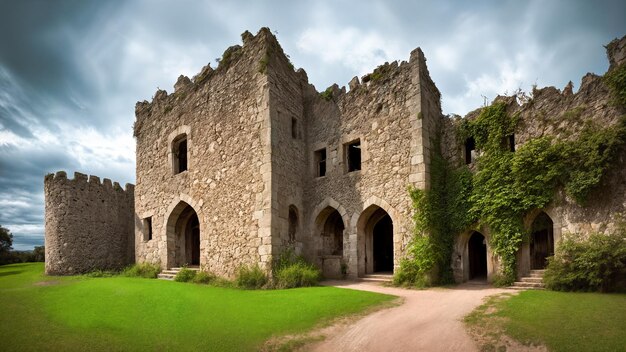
<box><xmin>1</xmin><ymin>0</ymin><xmax>625</xmax><ymax>250</ymax></box>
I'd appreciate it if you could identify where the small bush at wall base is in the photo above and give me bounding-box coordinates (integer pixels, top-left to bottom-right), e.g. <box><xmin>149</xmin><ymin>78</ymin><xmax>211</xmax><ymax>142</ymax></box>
<box><xmin>548</xmin><ymin>230</ymin><xmax>626</xmax><ymax>292</ymax></box>
<box><xmin>236</xmin><ymin>264</ymin><xmax>268</xmax><ymax>289</ymax></box>
<box><xmin>275</xmin><ymin>262</ymin><xmax>320</xmax><ymax>289</ymax></box>
<box><xmin>174</xmin><ymin>267</ymin><xmax>197</xmax><ymax>283</ymax></box>
<box><xmin>192</xmin><ymin>271</ymin><xmax>216</xmax><ymax>284</ymax></box>
<box><xmin>122</xmin><ymin>263</ymin><xmax>161</xmax><ymax>279</ymax></box>
<box><xmin>544</xmin><ymin>229</ymin><xmax>626</xmax><ymax>292</ymax></box>
<box><xmin>272</xmin><ymin>249</ymin><xmax>321</xmax><ymax>288</ymax></box>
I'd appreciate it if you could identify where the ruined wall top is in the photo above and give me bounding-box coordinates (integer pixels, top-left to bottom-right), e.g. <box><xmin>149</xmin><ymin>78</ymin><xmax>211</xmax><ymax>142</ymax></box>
<box><xmin>44</xmin><ymin>170</ymin><xmax>134</xmax><ymax>194</ymax></box>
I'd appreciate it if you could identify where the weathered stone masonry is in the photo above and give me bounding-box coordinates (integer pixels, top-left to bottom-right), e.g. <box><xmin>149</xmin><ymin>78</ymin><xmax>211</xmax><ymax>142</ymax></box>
<box><xmin>44</xmin><ymin>171</ymin><xmax>134</xmax><ymax>275</ymax></box>
<box><xmin>44</xmin><ymin>28</ymin><xmax>626</xmax><ymax>282</ymax></box>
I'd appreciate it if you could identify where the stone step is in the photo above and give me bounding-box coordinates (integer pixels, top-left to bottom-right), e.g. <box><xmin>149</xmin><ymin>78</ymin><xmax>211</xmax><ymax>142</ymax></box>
<box><xmin>171</xmin><ymin>267</ymin><xmax>200</xmax><ymax>271</ymax></box>
<box><xmin>508</xmin><ymin>285</ymin><xmax>545</xmax><ymax>290</ymax></box>
<box><xmin>520</xmin><ymin>277</ymin><xmax>544</xmax><ymax>283</ymax></box>
<box><xmin>529</xmin><ymin>270</ymin><xmax>546</xmax><ymax>277</ymax></box>
<box><xmin>157</xmin><ymin>267</ymin><xmax>200</xmax><ymax>280</ymax></box>
<box><xmin>161</xmin><ymin>270</ymin><xmax>179</xmax><ymax>275</ymax></box>
<box><xmin>361</xmin><ymin>274</ymin><xmax>393</xmax><ymax>283</ymax></box>
<box><xmin>512</xmin><ymin>281</ymin><xmax>545</xmax><ymax>288</ymax></box>
<box><xmin>157</xmin><ymin>273</ymin><xmax>175</xmax><ymax>280</ymax></box>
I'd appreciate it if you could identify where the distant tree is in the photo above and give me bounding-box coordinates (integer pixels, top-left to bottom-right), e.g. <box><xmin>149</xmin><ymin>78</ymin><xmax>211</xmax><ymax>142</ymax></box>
<box><xmin>0</xmin><ymin>225</ymin><xmax>14</xmax><ymax>264</ymax></box>
<box><xmin>0</xmin><ymin>225</ymin><xmax>12</xmax><ymax>253</ymax></box>
<box><xmin>31</xmin><ymin>246</ymin><xmax>45</xmax><ymax>262</ymax></box>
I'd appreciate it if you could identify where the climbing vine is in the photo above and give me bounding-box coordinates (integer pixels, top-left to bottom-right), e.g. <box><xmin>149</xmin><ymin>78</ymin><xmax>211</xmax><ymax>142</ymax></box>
<box><xmin>395</xmin><ymin>98</ymin><xmax>626</xmax><ymax>287</ymax></box>
<box><xmin>394</xmin><ymin>142</ymin><xmax>473</xmax><ymax>287</ymax></box>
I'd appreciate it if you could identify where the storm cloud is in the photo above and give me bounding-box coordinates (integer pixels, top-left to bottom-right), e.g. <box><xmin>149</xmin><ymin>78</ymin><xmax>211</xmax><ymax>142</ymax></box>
<box><xmin>1</xmin><ymin>0</ymin><xmax>625</xmax><ymax>250</ymax></box>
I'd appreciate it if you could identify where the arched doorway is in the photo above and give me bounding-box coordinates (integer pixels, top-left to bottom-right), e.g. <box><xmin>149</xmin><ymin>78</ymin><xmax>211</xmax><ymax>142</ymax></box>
<box><xmin>530</xmin><ymin>212</ymin><xmax>554</xmax><ymax>269</ymax></box>
<box><xmin>316</xmin><ymin>207</ymin><xmax>344</xmax><ymax>256</ymax></box>
<box><xmin>358</xmin><ymin>205</ymin><xmax>394</xmax><ymax>276</ymax></box>
<box><xmin>314</xmin><ymin>206</ymin><xmax>345</xmax><ymax>279</ymax></box>
<box><xmin>166</xmin><ymin>201</ymin><xmax>201</xmax><ymax>268</ymax></box>
<box><xmin>468</xmin><ymin>231</ymin><xmax>487</xmax><ymax>280</ymax></box>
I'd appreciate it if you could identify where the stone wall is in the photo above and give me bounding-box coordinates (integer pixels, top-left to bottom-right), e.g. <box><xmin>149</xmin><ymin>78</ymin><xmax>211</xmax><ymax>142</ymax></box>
<box><xmin>445</xmin><ymin>35</ymin><xmax>626</xmax><ymax>282</ymax></box>
<box><xmin>299</xmin><ymin>49</ymin><xmax>443</xmax><ymax>278</ymax></box>
<box><xmin>133</xmin><ymin>29</ymin><xmax>273</xmax><ymax>277</ymax></box>
<box><xmin>44</xmin><ymin>171</ymin><xmax>134</xmax><ymax>275</ymax></box>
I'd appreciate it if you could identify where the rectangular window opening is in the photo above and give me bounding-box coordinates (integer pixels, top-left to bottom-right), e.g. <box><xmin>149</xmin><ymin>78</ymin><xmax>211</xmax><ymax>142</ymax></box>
<box><xmin>143</xmin><ymin>217</ymin><xmax>153</xmax><ymax>241</ymax></box>
<box><xmin>291</xmin><ymin>117</ymin><xmax>298</xmax><ymax>139</ymax></box>
<box><xmin>314</xmin><ymin>148</ymin><xmax>326</xmax><ymax>177</ymax></box>
<box><xmin>346</xmin><ymin>140</ymin><xmax>361</xmax><ymax>172</ymax></box>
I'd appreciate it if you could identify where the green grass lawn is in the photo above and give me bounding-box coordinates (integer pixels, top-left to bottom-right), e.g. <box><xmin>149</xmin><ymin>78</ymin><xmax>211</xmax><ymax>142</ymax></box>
<box><xmin>0</xmin><ymin>263</ymin><xmax>393</xmax><ymax>351</ymax></box>
<box><xmin>465</xmin><ymin>290</ymin><xmax>626</xmax><ymax>352</ymax></box>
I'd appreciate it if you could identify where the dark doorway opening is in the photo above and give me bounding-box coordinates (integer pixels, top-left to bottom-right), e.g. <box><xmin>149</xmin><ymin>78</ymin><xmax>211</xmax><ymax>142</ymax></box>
<box><xmin>531</xmin><ymin>212</ymin><xmax>554</xmax><ymax>269</ymax></box>
<box><xmin>468</xmin><ymin>231</ymin><xmax>487</xmax><ymax>280</ymax></box>
<box><xmin>187</xmin><ymin>214</ymin><xmax>200</xmax><ymax>266</ymax></box>
<box><xmin>373</xmin><ymin>214</ymin><xmax>393</xmax><ymax>272</ymax></box>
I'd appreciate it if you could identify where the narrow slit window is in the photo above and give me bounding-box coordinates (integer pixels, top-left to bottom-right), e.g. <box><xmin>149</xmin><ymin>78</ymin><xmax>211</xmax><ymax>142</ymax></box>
<box><xmin>291</xmin><ymin>117</ymin><xmax>298</xmax><ymax>139</ymax></box>
<box><xmin>143</xmin><ymin>217</ymin><xmax>153</xmax><ymax>241</ymax></box>
<box><xmin>346</xmin><ymin>140</ymin><xmax>361</xmax><ymax>172</ymax></box>
<box><xmin>314</xmin><ymin>148</ymin><xmax>326</xmax><ymax>177</ymax></box>
<box><xmin>172</xmin><ymin>134</ymin><xmax>188</xmax><ymax>174</ymax></box>
<box><xmin>508</xmin><ymin>134</ymin><xmax>515</xmax><ymax>152</ymax></box>
<box><xmin>288</xmin><ymin>205</ymin><xmax>298</xmax><ymax>242</ymax></box>
<box><xmin>465</xmin><ymin>137</ymin><xmax>476</xmax><ymax>164</ymax></box>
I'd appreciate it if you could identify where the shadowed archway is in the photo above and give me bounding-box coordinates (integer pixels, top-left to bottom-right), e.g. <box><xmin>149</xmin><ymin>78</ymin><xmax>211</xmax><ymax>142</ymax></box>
<box><xmin>530</xmin><ymin>212</ymin><xmax>554</xmax><ymax>270</ymax></box>
<box><xmin>166</xmin><ymin>201</ymin><xmax>200</xmax><ymax>268</ymax></box>
<box><xmin>357</xmin><ymin>205</ymin><xmax>394</xmax><ymax>276</ymax></box>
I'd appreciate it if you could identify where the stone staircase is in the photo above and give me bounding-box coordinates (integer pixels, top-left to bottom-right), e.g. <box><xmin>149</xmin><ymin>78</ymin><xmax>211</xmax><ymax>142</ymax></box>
<box><xmin>360</xmin><ymin>272</ymin><xmax>393</xmax><ymax>284</ymax></box>
<box><xmin>510</xmin><ymin>269</ymin><xmax>546</xmax><ymax>290</ymax></box>
<box><xmin>157</xmin><ymin>266</ymin><xmax>200</xmax><ymax>280</ymax></box>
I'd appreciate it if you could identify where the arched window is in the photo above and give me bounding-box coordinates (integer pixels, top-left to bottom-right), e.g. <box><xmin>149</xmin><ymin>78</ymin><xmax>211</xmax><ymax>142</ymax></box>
<box><xmin>172</xmin><ymin>134</ymin><xmax>188</xmax><ymax>174</ymax></box>
<box><xmin>288</xmin><ymin>205</ymin><xmax>299</xmax><ymax>242</ymax></box>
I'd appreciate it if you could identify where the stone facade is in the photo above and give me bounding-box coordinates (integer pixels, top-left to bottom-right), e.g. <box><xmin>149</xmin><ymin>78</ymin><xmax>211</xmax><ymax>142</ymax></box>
<box><xmin>131</xmin><ymin>28</ymin><xmax>441</xmax><ymax>279</ymax></box>
<box><xmin>44</xmin><ymin>28</ymin><xmax>626</xmax><ymax>282</ymax></box>
<box><xmin>44</xmin><ymin>171</ymin><xmax>134</xmax><ymax>275</ymax></box>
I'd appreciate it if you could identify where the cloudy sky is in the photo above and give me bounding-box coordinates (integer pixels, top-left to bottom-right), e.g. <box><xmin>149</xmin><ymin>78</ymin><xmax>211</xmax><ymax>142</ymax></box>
<box><xmin>1</xmin><ymin>0</ymin><xmax>625</xmax><ymax>250</ymax></box>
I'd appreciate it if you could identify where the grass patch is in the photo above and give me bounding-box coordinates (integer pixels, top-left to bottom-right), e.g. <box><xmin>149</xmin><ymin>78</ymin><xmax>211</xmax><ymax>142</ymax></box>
<box><xmin>0</xmin><ymin>263</ymin><xmax>393</xmax><ymax>351</ymax></box>
<box><xmin>465</xmin><ymin>290</ymin><xmax>626</xmax><ymax>352</ymax></box>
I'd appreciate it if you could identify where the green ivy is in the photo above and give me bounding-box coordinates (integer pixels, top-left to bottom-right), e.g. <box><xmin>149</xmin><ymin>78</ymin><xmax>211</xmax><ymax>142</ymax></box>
<box><xmin>394</xmin><ymin>142</ymin><xmax>473</xmax><ymax>287</ymax></box>
<box><xmin>604</xmin><ymin>63</ymin><xmax>626</xmax><ymax>107</ymax></box>
<box><xmin>319</xmin><ymin>86</ymin><xmax>334</xmax><ymax>101</ymax></box>
<box><xmin>397</xmin><ymin>99</ymin><xmax>626</xmax><ymax>287</ymax></box>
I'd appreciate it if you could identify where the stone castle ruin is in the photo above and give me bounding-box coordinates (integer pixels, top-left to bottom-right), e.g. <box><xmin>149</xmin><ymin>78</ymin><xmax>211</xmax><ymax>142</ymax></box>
<box><xmin>44</xmin><ymin>28</ymin><xmax>626</xmax><ymax>283</ymax></box>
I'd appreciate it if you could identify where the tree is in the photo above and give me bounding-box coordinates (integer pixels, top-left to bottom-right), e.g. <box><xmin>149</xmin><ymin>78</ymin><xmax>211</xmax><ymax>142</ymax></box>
<box><xmin>31</xmin><ymin>246</ymin><xmax>45</xmax><ymax>262</ymax></box>
<box><xmin>0</xmin><ymin>225</ymin><xmax>12</xmax><ymax>253</ymax></box>
<box><xmin>0</xmin><ymin>225</ymin><xmax>14</xmax><ymax>265</ymax></box>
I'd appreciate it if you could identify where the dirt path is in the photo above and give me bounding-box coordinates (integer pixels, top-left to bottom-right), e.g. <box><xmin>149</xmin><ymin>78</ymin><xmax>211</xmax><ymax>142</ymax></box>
<box><xmin>308</xmin><ymin>281</ymin><xmax>510</xmax><ymax>352</ymax></box>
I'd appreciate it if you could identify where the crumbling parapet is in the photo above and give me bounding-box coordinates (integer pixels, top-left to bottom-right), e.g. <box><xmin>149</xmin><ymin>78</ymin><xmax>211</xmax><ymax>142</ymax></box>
<box><xmin>44</xmin><ymin>171</ymin><xmax>135</xmax><ymax>275</ymax></box>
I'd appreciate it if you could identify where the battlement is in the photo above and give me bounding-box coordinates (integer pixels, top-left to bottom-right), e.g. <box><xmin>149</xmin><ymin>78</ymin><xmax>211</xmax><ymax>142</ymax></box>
<box><xmin>45</xmin><ymin>171</ymin><xmax>134</xmax><ymax>194</ymax></box>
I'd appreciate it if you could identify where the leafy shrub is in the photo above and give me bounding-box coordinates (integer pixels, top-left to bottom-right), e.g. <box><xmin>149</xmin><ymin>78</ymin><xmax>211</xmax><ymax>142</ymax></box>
<box><xmin>174</xmin><ymin>267</ymin><xmax>197</xmax><ymax>283</ymax></box>
<box><xmin>192</xmin><ymin>271</ymin><xmax>216</xmax><ymax>284</ymax></box>
<box><xmin>544</xmin><ymin>230</ymin><xmax>626</xmax><ymax>292</ymax></box>
<box><xmin>235</xmin><ymin>264</ymin><xmax>268</xmax><ymax>289</ymax></box>
<box><xmin>272</xmin><ymin>249</ymin><xmax>321</xmax><ymax>289</ymax></box>
<box><xmin>275</xmin><ymin>262</ymin><xmax>320</xmax><ymax>289</ymax></box>
<box><xmin>393</xmin><ymin>235</ymin><xmax>436</xmax><ymax>288</ymax></box>
<box><xmin>604</xmin><ymin>62</ymin><xmax>626</xmax><ymax>107</ymax></box>
<box><xmin>122</xmin><ymin>263</ymin><xmax>161</xmax><ymax>279</ymax></box>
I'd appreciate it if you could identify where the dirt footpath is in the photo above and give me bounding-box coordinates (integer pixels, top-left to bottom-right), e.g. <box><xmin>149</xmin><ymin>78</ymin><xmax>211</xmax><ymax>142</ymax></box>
<box><xmin>309</xmin><ymin>281</ymin><xmax>509</xmax><ymax>352</ymax></box>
